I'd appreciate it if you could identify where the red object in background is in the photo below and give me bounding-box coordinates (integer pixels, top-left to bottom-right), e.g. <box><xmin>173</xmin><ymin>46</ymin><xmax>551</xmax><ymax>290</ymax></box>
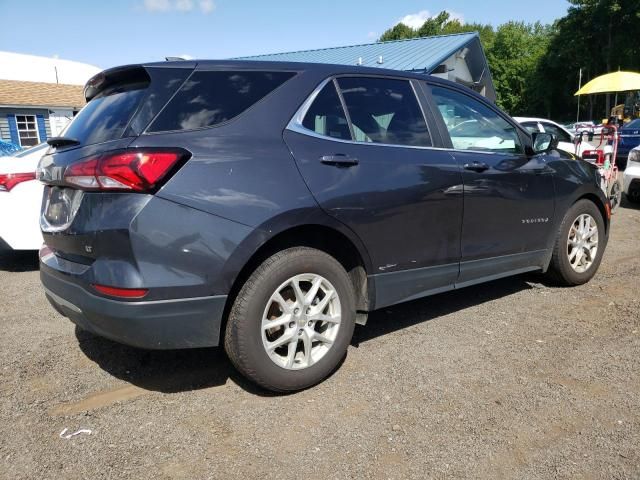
<box><xmin>582</xmin><ymin>150</ymin><xmax>605</xmax><ymax>165</ymax></box>
<box><xmin>0</xmin><ymin>172</ymin><xmax>36</xmax><ymax>192</ymax></box>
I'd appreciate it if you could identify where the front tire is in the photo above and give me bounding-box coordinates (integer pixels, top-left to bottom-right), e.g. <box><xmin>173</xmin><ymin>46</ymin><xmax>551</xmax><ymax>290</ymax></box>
<box><xmin>224</xmin><ymin>247</ymin><xmax>356</xmax><ymax>392</ymax></box>
<box><xmin>546</xmin><ymin>199</ymin><xmax>606</xmax><ymax>286</ymax></box>
<box><xmin>608</xmin><ymin>179</ymin><xmax>622</xmax><ymax>213</ymax></box>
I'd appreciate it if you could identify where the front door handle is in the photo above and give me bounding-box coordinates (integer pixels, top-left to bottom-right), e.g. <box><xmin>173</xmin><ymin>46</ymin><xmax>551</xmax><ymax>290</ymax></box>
<box><xmin>463</xmin><ymin>161</ymin><xmax>490</xmax><ymax>172</ymax></box>
<box><xmin>320</xmin><ymin>154</ymin><xmax>359</xmax><ymax>167</ymax></box>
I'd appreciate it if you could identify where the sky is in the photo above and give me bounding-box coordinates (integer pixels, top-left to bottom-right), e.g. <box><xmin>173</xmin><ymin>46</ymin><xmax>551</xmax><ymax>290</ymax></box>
<box><xmin>0</xmin><ymin>0</ymin><xmax>571</xmax><ymax>70</ymax></box>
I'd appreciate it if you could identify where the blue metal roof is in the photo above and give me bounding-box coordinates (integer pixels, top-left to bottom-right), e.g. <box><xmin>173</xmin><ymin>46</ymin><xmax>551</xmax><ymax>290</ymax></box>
<box><xmin>236</xmin><ymin>32</ymin><xmax>479</xmax><ymax>73</ymax></box>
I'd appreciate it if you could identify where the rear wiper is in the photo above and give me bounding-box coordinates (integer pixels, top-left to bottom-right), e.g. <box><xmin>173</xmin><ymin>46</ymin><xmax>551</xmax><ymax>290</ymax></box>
<box><xmin>47</xmin><ymin>136</ymin><xmax>80</xmax><ymax>147</ymax></box>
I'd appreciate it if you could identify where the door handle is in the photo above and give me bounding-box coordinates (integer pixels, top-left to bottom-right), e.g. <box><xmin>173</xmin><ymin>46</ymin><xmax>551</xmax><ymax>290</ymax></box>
<box><xmin>320</xmin><ymin>154</ymin><xmax>359</xmax><ymax>167</ymax></box>
<box><xmin>463</xmin><ymin>161</ymin><xmax>490</xmax><ymax>172</ymax></box>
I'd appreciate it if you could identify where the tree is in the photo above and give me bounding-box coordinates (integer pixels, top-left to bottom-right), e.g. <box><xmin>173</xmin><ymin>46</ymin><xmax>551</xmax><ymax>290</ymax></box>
<box><xmin>539</xmin><ymin>0</ymin><xmax>640</xmax><ymax>120</ymax></box>
<box><xmin>488</xmin><ymin>22</ymin><xmax>552</xmax><ymax>114</ymax></box>
<box><xmin>377</xmin><ymin>3</ymin><xmax>640</xmax><ymax>119</ymax></box>
<box><xmin>379</xmin><ymin>22</ymin><xmax>416</xmax><ymax>42</ymax></box>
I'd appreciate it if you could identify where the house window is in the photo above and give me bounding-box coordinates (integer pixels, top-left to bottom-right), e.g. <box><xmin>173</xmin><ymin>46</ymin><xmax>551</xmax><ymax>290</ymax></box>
<box><xmin>15</xmin><ymin>115</ymin><xmax>40</xmax><ymax>147</ymax></box>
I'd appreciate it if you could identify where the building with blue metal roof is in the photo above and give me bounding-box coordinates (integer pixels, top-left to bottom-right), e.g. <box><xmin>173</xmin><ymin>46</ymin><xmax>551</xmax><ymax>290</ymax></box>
<box><xmin>237</xmin><ymin>32</ymin><xmax>495</xmax><ymax>102</ymax></box>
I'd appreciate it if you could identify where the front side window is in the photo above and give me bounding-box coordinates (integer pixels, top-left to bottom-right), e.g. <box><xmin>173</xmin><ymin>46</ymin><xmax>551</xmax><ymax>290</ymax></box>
<box><xmin>149</xmin><ymin>70</ymin><xmax>295</xmax><ymax>132</ymax></box>
<box><xmin>336</xmin><ymin>77</ymin><xmax>431</xmax><ymax>147</ymax></box>
<box><xmin>431</xmin><ymin>86</ymin><xmax>523</xmax><ymax>154</ymax></box>
<box><xmin>301</xmin><ymin>81</ymin><xmax>351</xmax><ymax>140</ymax></box>
<box><xmin>542</xmin><ymin>122</ymin><xmax>571</xmax><ymax>143</ymax></box>
<box><xmin>15</xmin><ymin>115</ymin><xmax>39</xmax><ymax>147</ymax></box>
<box><xmin>520</xmin><ymin>122</ymin><xmax>540</xmax><ymax>135</ymax></box>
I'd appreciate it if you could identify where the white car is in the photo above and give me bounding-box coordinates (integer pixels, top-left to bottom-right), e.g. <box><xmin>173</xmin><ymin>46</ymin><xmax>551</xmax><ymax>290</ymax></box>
<box><xmin>0</xmin><ymin>143</ymin><xmax>48</xmax><ymax>250</ymax></box>
<box><xmin>623</xmin><ymin>146</ymin><xmax>640</xmax><ymax>204</ymax></box>
<box><xmin>514</xmin><ymin>117</ymin><xmax>588</xmax><ymax>157</ymax></box>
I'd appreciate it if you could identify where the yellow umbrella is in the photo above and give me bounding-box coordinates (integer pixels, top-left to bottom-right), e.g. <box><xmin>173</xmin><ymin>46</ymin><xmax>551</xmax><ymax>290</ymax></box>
<box><xmin>575</xmin><ymin>71</ymin><xmax>640</xmax><ymax>95</ymax></box>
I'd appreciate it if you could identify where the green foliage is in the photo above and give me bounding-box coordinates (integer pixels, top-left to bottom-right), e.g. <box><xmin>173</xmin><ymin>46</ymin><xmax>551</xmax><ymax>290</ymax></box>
<box><xmin>541</xmin><ymin>0</ymin><xmax>640</xmax><ymax>119</ymax></box>
<box><xmin>488</xmin><ymin>22</ymin><xmax>552</xmax><ymax>113</ymax></box>
<box><xmin>379</xmin><ymin>23</ymin><xmax>416</xmax><ymax>42</ymax></box>
<box><xmin>377</xmin><ymin>3</ymin><xmax>640</xmax><ymax>119</ymax></box>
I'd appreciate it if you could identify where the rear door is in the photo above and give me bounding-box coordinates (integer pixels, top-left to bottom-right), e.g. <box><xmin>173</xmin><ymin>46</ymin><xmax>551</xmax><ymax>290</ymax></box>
<box><xmin>425</xmin><ymin>84</ymin><xmax>556</xmax><ymax>285</ymax></box>
<box><xmin>284</xmin><ymin>75</ymin><xmax>464</xmax><ymax>308</ymax></box>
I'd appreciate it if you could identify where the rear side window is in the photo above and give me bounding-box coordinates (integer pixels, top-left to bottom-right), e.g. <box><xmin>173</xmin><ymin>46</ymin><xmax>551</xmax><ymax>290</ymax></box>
<box><xmin>148</xmin><ymin>70</ymin><xmax>295</xmax><ymax>132</ymax></box>
<box><xmin>302</xmin><ymin>81</ymin><xmax>351</xmax><ymax>140</ymax></box>
<box><xmin>63</xmin><ymin>82</ymin><xmax>148</xmax><ymax>146</ymax></box>
<box><xmin>336</xmin><ymin>77</ymin><xmax>431</xmax><ymax>147</ymax></box>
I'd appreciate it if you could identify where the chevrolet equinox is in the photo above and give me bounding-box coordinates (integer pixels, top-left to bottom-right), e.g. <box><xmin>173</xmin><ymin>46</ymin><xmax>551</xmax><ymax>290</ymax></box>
<box><xmin>38</xmin><ymin>60</ymin><xmax>610</xmax><ymax>391</ymax></box>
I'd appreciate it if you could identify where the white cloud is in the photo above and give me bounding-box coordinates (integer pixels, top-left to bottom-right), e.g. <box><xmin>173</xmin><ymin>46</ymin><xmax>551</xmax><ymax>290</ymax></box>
<box><xmin>199</xmin><ymin>0</ymin><xmax>215</xmax><ymax>14</ymax></box>
<box><xmin>398</xmin><ymin>10</ymin><xmax>432</xmax><ymax>29</ymax></box>
<box><xmin>142</xmin><ymin>0</ymin><xmax>215</xmax><ymax>13</ymax></box>
<box><xmin>395</xmin><ymin>9</ymin><xmax>464</xmax><ymax>29</ymax></box>
<box><xmin>175</xmin><ymin>0</ymin><xmax>193</xmax><ymax>11</ymax></box>
<box><xmin>143</xmin><ymin>0</ymin><xmax>171</xmax><ymax>12</ymax></box>
<box><xmin>446</xmin><ymin>10</ymin><xmax>465</xmax><ymax>24</ymax></box>
<box><xmin>367</xmin><ymin>31</ymin><xmax>377</xmax><ymax>40</ymax></box>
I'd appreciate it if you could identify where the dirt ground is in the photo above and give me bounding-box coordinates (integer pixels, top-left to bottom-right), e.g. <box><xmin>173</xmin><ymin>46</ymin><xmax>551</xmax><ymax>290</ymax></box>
<box><xmin>1</xmin><ymin>200</ymin><xmax>639</xmax><ymax>480</ymax></box>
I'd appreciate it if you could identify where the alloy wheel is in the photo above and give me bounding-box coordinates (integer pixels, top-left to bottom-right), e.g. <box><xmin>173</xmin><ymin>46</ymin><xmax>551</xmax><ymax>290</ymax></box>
<box><xmin>261</xmin><ymin>273</ymin><xmax>341</xmax><ymax>370</ymax></box>
<box><xmin>567</xmin><ymin>213</ymin><xmax>599</xmax><ymax>273</ymax></box>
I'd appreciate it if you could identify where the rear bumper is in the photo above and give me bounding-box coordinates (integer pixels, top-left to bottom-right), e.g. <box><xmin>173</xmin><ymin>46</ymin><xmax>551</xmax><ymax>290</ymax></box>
<box><xmin>41</xmin><ymin>266</ymin><xmax>227</xmax><ymax>349</ymax></box>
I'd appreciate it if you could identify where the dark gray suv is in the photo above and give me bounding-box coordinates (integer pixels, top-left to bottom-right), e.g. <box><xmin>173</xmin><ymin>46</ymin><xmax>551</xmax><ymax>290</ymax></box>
<box><xmin>38</xmin><ymin>60</ymin><xmax>610</xmax><ymax>391</ymax></box>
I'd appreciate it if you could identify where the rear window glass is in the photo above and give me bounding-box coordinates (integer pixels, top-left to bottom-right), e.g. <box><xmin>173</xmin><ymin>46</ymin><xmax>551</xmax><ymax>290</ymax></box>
<box><xmin>148</xmin><ymin>70</ymin><xmax>295</xmax><ymax>132</ymax></box>
<box><xmin>625</xmin><ymin>119</ymin><xmax>640</xmax><ymax>129</ymax></box>
<box><xmin>302</xmin><ymin>81</ymin><xmax>351</xmax><ymax>140</ymax></box>
<box><xmin>63</xmin><ymin>82</ymin><xmax>148</xmax><ymax>146</ymax></box>
<box><xmin>336</xmin><ymin>77</ymin><xmax>431</xmax><ymax>147</ymax></box>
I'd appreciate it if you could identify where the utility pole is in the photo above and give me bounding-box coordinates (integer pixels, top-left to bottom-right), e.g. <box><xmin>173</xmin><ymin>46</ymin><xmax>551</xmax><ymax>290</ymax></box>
<box><xmin>576</xmin><ymin>68</ymin><xmax>582</xmax><ymax>123</ymax></box>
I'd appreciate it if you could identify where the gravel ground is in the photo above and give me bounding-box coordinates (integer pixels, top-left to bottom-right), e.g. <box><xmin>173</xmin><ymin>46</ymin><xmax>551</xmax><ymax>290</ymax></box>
<box><xmin>1</xmin><ymin>201</ymin><xmax>639</xmax><ymax>480</ymax></box>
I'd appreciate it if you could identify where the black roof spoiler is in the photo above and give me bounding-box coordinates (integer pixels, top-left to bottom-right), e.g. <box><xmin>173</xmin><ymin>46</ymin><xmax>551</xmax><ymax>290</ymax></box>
<box><xmin>83</xmin><ymin>64</ymin><xmax>151</xmax><ymax>101</ymax></box>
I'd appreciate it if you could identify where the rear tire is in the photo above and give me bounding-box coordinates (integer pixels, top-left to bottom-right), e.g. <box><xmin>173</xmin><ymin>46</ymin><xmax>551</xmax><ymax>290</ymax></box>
<box><xmin>546</xmin><ymin>199</ymin><xmax>606</xmax><ymax>286</ymax></box>
<box><xmin>224</xmin><ymin>247</ymin><xmax>356</xmax><ymax>392</ymax></box>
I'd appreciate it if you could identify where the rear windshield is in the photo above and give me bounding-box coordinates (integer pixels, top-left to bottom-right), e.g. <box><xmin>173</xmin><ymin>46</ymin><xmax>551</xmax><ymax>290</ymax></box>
<box><xmin>624</xmin><ymin>119</ymin><xmax>640</xmax><ymax>129</ymax></box>
<box><xmin>63</xmin><ymin>82</ymin><xmax>148</xmax><ymax>146</ymax></box>
<box><xmin>147</xmin><ymin>70</ymin><xmax>295</xmax><ymax>132</ymax></box>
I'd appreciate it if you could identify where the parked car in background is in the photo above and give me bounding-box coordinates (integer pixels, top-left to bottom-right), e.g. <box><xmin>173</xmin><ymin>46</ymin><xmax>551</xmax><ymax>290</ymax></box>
<box><xmin>38</xmin><ymin>61</ymin><xmax>610</xmax><ymax>392</ymax></box>
<box><xmin>0</xmin><ymin>143</ymin><xmax>47</xmax><ymax>250</ymax></box>
<box><xmin>623</xmin><ymin>145</ymin><xmax>640</xmax><ymax>203</ymax></box>
<box><xmin>618</xmin><ymin>118</ymin><xmax>640</xmax><ymax>170</ymax></box>
<box><xmin>515</xmin><ymin>117</ymin><xmax>587</xmax><ymax>157</ymax></box>
<box><xmin>568</xmin><ymin>121</ymin><xmax>605</xmax><ymax>137</ymax></box>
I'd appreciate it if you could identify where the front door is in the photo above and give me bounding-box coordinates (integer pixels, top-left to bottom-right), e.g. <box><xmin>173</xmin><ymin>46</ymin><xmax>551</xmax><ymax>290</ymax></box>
<box><xmin>427</xmin><ymin>84</ymin><xmax>556</xmax><ymax>285</ymax></box>
<box><xmin>284</xmin><ymin>75</ymin><xmax>464</xmax><ymax>307</ymax></box>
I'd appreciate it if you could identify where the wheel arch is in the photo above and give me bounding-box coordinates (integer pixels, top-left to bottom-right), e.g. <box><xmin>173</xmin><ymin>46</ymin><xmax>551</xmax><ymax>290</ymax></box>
<box><xmin>574</xmin><ymin>192</ymin><xmax>610</xmax><ymax>234</ymax></box>
<box><xmin>220</xmin><ymin>222</ymin><xmax>373</xmax><ymax>341</ymax></box>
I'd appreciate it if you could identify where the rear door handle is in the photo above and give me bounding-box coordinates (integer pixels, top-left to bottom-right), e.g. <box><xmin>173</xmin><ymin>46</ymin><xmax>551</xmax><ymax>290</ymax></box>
<box><xmin>320</xmin><ymin>154</ymin><xmax>359</xmax><ymax>167</ymax></box>
<box><xmin>463</xmin><ymin>161</ymin><xmax>490</xmax><ymax>172</ymax></box>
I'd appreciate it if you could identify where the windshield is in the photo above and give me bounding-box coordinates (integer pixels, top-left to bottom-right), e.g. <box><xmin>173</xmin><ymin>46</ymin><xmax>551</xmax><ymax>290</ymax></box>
<box><xmin>62</xmin><ymin>82</ymin><xmax>148</xmax><ymax>146</ymax></box>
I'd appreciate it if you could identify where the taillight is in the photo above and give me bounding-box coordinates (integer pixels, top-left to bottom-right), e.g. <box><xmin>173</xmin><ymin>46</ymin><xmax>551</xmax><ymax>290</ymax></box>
<box><xmin>64</xmin><ymin>149</ymin><xmax>189</xmax><ymax>192</ymax></box>
<box><xmin>0</xmin><ymin>172</ymin><xmax>36</xmax><ymax>192</ymax></box>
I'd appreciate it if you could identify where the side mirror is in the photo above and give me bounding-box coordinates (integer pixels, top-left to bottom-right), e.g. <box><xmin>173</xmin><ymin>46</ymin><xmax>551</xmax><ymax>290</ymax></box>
<box><xmin>531</xmin><ymin>132</ymin><xmax>556</xmax><ymax>154</ymax></box>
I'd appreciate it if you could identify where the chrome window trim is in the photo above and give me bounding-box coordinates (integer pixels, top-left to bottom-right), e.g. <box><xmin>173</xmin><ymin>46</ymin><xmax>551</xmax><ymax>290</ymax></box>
<box><xmin>286</xmin><ymin>77</ymin><xmax>505</xmax><ymax>156</ymax></box>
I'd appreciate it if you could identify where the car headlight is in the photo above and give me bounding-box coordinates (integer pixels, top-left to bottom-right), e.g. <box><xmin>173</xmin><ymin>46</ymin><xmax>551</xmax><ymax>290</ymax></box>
<box><xmin>629</xmin><ymin>149</ymin><xmax>640</xmax><ymax>166</ymax></box>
